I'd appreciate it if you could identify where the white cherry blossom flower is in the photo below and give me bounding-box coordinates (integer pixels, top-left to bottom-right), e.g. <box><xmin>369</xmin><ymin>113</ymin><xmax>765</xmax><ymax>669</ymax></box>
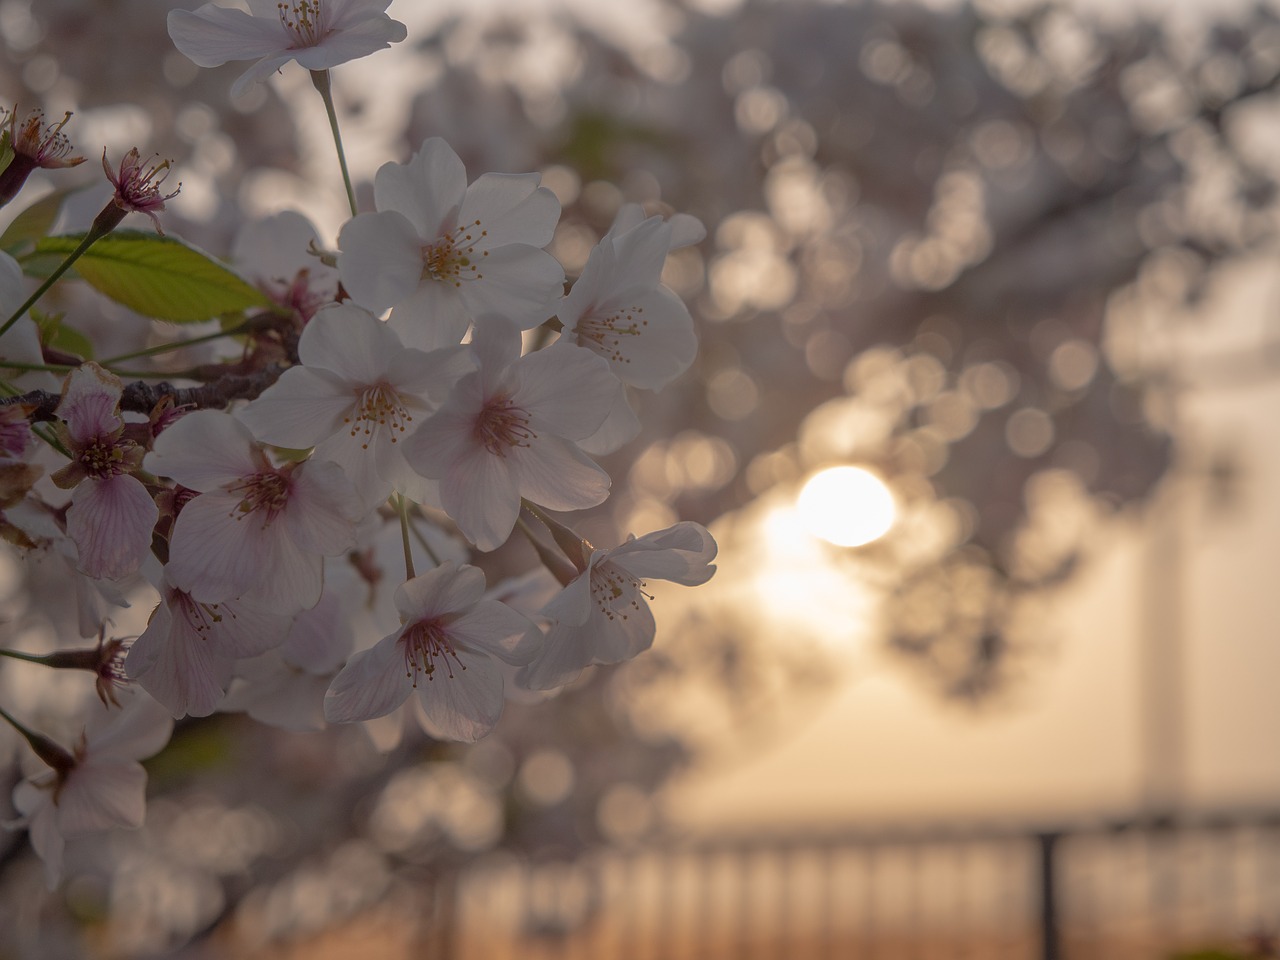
<box><xmin>125</xmin><ymin>576</ymin><xmax>295</xmax><ymax>719</ymax></box>
<box><xmin>50</xmin><ymin>363</ymin><xmax>158</xmax><ymax>580</ymax></box>
<box><xmin>337</xmin><ymin>138</ymin><xmax>564</xmax><ymax>350</ymax></box>
<box><xmin>221</xmin><ymin>591</ymin><xmax>353</xmax><ymax>731</ymax></box>
<box><xmin>238</xmin><ymin>303</ymin><xmax>470</xmax><ymax>509</ymax></box>
<box><xmin>559</xmin><ymin>210</ymin><xmax>701</xmax><ymax>391</ymax></box>
<box><xmin>401</xmin><ymin>319</ymin><xmax>616</xmax><ymax>551</ymax></box>
<box><xmin>9</xmin><ymin>694</ymin><xmax>173</xmax><ymax>888</ymax></box>
<box><xmin>325</xmin><ymin>561</ymin><xmax>541</xmax><ymax>741</ymax></box>
<box><xmin>519</xmin><ymin>521</ymin><xmax>718</xmax><ymax>690</ymax></box>
<box><xmin>145</xmin><ymin>410</ymin><xmax>362</xmax><ymax>611</ymax></box>
<box><xmin>231</xmin><ymin>210</ymin><xmax>338</xmax><ymax>324</ymax></box>
<box><xmin>168</xmin><ymin>0</ymin><xmax>408</xmax><ymax>99</ymax></box>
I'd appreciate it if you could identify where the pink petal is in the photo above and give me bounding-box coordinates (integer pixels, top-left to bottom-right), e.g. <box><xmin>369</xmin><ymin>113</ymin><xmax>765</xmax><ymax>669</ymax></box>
<box><xmin>67</xmin><ymin>474</ymin><xmax>157</xmax><ymax>580</ymax></box>
<box><xmin>513</xmin><ymin>342</ymin><xmax>616</xmax><ymax>440</ymax></box>
<box><xmin>441</xmin><ymin>445</ymin><xmax>520</xmax><ymax>552</ymax></box>
<box><xmin>238</xmin><ymin>366</ymin><xmax>354</xmax><ymax>449</ymax></box>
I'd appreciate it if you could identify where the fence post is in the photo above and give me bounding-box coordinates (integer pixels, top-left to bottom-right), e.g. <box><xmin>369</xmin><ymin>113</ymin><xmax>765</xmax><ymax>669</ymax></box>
<box><xmin>1037</xmin><ymin>832</ymin><xmax>1061</xmax><ymax>960</ymax></box>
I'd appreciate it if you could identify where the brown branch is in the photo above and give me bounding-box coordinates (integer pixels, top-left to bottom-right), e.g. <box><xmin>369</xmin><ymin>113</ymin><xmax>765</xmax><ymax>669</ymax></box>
<box><xmin>0</xmin><ymin>365</ymin><xmax>285</xmax><ymax>422</ymax></box>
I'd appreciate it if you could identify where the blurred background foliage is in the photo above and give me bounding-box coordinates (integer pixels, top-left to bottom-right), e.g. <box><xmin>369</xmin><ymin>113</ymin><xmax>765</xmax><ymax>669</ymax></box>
<box><xmin>2</xmin><ymin>0</ymin><xmax>1279</xmax><ymax>954</ymax></box>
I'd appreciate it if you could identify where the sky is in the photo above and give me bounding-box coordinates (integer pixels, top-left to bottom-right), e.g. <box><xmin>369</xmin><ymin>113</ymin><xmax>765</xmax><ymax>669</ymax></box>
<box><xmin>664</xmin><ymin>249</ymin><xmax>1280</xmax><ymax>832</ymax></box>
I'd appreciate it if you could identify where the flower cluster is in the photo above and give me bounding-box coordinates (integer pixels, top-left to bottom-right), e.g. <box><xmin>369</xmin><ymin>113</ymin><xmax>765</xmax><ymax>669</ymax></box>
<box><xmin>0</xmin><ymin>0</ymin><xmax>716</xmax><ymax>887</ymax></box>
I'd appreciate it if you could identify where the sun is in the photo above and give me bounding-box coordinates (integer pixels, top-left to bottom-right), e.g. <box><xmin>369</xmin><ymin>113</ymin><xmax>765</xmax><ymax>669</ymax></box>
<box><xmin>796</xmin><ymin>465</ymin><xmax>896</xmax><ymax>547</ymax></box>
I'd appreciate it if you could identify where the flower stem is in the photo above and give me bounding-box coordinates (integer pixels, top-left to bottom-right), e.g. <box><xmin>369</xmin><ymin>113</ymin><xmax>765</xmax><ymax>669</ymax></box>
<box><xmin>396</xmin><ymin>494</ymin><xmax>416</xmax><ymax>581</ymax></box>
<box><xmin>103</xmin><ymin>321</ymin><xmax>251</xmax><ymax>364</ymax></box>
<box><xmin>0</xmin><ymin>224</ymin><xmax>106</xmax><ymax>341</ymax></box>
<box><xmin>310</xmin><ymin>69</ymin><xmax>358</xmax><ymax>219</ymax></box>
<box><xmin>0</xmin><ymin>703</ymin><xmax>76</xmax><ymax>773</ymax></box>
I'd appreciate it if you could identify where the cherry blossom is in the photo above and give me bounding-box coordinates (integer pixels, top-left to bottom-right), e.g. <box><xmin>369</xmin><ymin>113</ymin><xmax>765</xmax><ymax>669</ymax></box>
<box><xmin>519</xmin><ymin>521</ymin><xmax>718</xmax><ymax>690</ymax></box>
<box><xmin>125</xmin><ymin>576</ymin><xmax>295</xmax><ymax>718</ymax></box>
<box><xmin>50</xmin><ymin>363</ymin><xmax>158</xmax><ymax>581</ymax></box>
<box><xmin>8</xmin><ymin>694</ymin><xmax>173</xmax><ymax>888</ymax></box>
<box><xmin>325</xmin><ymin>561</ymin><xmax>541</xmax><ymax>741</ymax></box>
<box><xmin>559</xmin><ymin>209</ymin><xmax>702</xmax><ymax>391</ymax></box>
<box><xmin>0</xmin><ymin>109</ymin><xmax>86</xmax><ymax>206</ymax></box>
<box><xmin>168</xmin><ymin>0</ymin><xmax>408</xmax><ymax>99</ymax></box>
<box><xmin>144</xmin><ymin>410</ymin><xmax>362</xmax><ymax>611</ymax></box>
<box><xmin>337</xmin><ymin>137</ymin><xmax>564</xmax><ymax>350</ymax></box>
<box><xmin>238</xmin><ymin>302</ymin><xmax>470</xmax><ymax>509</ymax></box>
<box><xmin>221</xmin><ymin>591</ymin><xmax>353</xmax><ymax>731</ymax></box>
<box><xmin>230</xmin><ymin>210</ymin><xmax>338</xmax><ymax>324</ymax></box>
<box><xmin>100</xmin><ymin>149</ymin><xmax>180</xmax><ymax>235</ymax></box>
<box><xmin>401</xmin><ymin>318</ymin><xmax>617</xmax><ymax>551</ymax></box>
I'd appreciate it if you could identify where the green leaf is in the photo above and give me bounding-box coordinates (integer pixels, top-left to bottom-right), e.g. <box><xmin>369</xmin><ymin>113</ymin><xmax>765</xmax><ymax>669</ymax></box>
<box><xmin>0</xmin><ymin>186</ymin><xmax>85</xmax><ymax>255</ymax></box>
<box><xmin>32</xmin><ymin>230</ymin><xmax>272</xmax><ymax>323</ymax></box>
<box><xmin>34</xmin><ymin>309</ymin><xmax>93</xmax><ymax>361</ymax></box>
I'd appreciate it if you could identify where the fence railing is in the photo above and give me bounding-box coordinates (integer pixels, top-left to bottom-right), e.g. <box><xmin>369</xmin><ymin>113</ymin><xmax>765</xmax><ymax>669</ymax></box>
<box><xmin>413</xmin><ymin>809</ymin><xmax>1280</xmax><ymax>960</ymax></box>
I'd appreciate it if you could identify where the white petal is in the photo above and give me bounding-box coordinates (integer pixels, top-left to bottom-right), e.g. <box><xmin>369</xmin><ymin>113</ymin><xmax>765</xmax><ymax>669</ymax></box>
<box><xmin>513</xmin><ymin>342</ymin><xmax>616</xmax><ymax>440</ymax></box>
<box><xmin>238</xmin><ymin>366</ymin><xmax>353</xmax><ymax>449</ymax></box>
<box><xmin>608</xmin><ymin>521</ymin><xmax>718</xmax><ymax>585</ymax></box>
<box><xmin>441</xmin><ymin>445</ymin><xmax>520</xmax><ymax>552</ymax></box>
<box><xmin>518</xmin><ymin>619</ymin><xmax>592</xmax><ymax>691</ymax></box>
<box><xmin>324</xmin><ymin>633</ymin><xmax>411</xmax><ymax>722</ymax></box>
<box><xmin>337</xmin><ymin>211</ymin><xmax>426</xmax><ymax>313</ymax></box>
<box><xmin>58</xmin><ymin>759</ymin><xmax>147</xmax><ymax>835</ymax></box>
<box><xmin>297</xmin><ymin>302</ymin><xmax>403</xmax><ymax>383</ymax></box>
<box><xmin>374</xmin><ymin>138</ymin><xmax>466</xmax><ymax>239</ymax></box>
<box><xmin>459</xmin><ymin>245</ymin><xmax>565</xmax><ymax>329</ymax></box>
<box><xmin>282</xmin><ymin>459</ymin><xmax>361</xmax><ymax>556</ymax></box>
<box><xmin>510</xmin><ymin>436</ymin><xmax>610</xmax><ymax>513</ymax></box>
<box><xmin>449</xmin><ymin>601</ymin><xmax>541</xmax><ymax>665</ymax></box>
<box><xmin>393</xmin><ymin>561</ymin><xmax>481</xmax><ymax>619</ymax></box>
<box><xmin>165</xmin><ymin>492</ymin><xmax>269</xmax><ymax>602</ymax></box>
<box><xmin>167</xmin><ymin>7</ymin><xmax>288</xmax><ymax>68</ymax></box>
<box><xmin>146</xmin><ymin>411</ymin><xmax>260</xmax><ymax>491</ymax></box>
<box><xmin>414</xmin><ymin>652</ymin><xmax>505</xmax><ymax>742</ymax></box>
<box><xmin>459</xmin><ymin>175</ymin><xmax>559</xmax><ymax>248</ymax></box>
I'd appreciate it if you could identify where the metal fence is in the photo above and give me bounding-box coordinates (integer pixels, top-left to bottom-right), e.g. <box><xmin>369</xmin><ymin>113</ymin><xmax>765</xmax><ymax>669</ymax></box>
<box><xmin>414</xmin><ymin>810</ymin><xmax>1280</xmax><ymax>960</ymax></box>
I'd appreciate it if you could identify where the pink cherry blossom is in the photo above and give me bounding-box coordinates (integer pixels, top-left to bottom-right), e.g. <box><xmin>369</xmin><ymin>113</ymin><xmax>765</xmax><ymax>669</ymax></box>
<box><xmin>231</xmin><ymin>210</ymin><xmax>339</xmax><ymax>324</ymax></box>
<box><xmin>337</xmin><ymin>137</ymin><xmax>565</xmax><ymax>350</ymax></box>
<box><xmin>51</xmin><ymin>363</ymin><xmax>158</xmax><ymax>581</ymax></box>
<box><xmin>168</xmin><ymin>0</ymin><xmax>408</xmax><ymax>99</ymax></box>
<box><xmin>519</xmin><ymin>521</ymin><xmax>718</xmax><ymax>690</ymax></box>
<box><xmin>401</xmin><ymin>319</ymin><xmax>617</xmax><ymax>551</ymax></box>
<box><xmin>324</xmin><ymin>561</ymin><xmax>541</xmax><ymax>741</ymax></box>
<box><xmin>124</xmin><ymin>576</ymin><xmax>295</xmax><ymax>718</ymax></box>
<box><xmin>144</xmin><ymin>410</ymin><xmax>362</xmax><ymax>611</ymax></box>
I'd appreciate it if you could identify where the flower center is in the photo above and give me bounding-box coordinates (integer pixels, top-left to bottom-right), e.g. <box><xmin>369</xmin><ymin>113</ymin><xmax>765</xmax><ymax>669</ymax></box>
<box><xmin>175</xmin><ymin>590</ymin><xmax>230</xmax><ymax>636</ymax></box>
<box><xmin>575</xmin><ymin>304</ymin><xmax>647</xmax><ymax>365</ymax></box>
<box><xmin>277</xmin><ymin>0</ymin><xmax>327</xmax><ymax>47</ymax></box>
<box><xmin>473</xmin><ymin>395</ymin><xmax>535</xmax><ymax>455</ymax></box>
<box><xmin>590</xmin><ymin>563</ymin><xmax>652</xmax><ymax>623</ymax></box>
<box><xmin>401</xmin><ymin>618</ymin><xmax>465</xmax><ymax>685</ymax></box>
<box><xmin>345</xmin><ymin>383</ymin><xmax>412</xmax><ymax>449</ymax></box>
<box><xmin>226</xmin><ymin>470</ymin><xmax>291</xmax><ymax>526</ymax></box>
<box><xmin>421</xmin><ymin>220</ymin><xmax>489</xmax><ymax>287</ymax></box>
<box><xmin>78</xmin><ymin>437</ymin><xmax>129</xmax><ymax>480</ymax></box>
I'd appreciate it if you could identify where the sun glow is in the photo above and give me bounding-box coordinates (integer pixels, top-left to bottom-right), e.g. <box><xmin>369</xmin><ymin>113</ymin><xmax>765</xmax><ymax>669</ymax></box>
<box><xmin>796</xmin><ymin>466</ymin><xmax>896</xmax><ymax>547</ymax></box>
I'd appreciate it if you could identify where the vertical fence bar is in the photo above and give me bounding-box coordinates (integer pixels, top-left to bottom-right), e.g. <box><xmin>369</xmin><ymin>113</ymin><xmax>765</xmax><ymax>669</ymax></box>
<box><xmin>1038</xmin><ymin>832</ymin><xmax>1061</xmax><ymax>960</ymax></box>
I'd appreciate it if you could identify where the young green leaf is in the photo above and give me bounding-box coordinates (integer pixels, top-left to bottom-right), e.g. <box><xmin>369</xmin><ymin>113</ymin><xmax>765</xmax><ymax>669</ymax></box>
<box><xmin>0</xmin><ymin>186</ymin><xmax>85</xmax><ymax>255</ymax></box>
<box><xmin>32</xmin><ymin>230</ymin><xmax>271</xmax><ymax>323</ymax></box>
